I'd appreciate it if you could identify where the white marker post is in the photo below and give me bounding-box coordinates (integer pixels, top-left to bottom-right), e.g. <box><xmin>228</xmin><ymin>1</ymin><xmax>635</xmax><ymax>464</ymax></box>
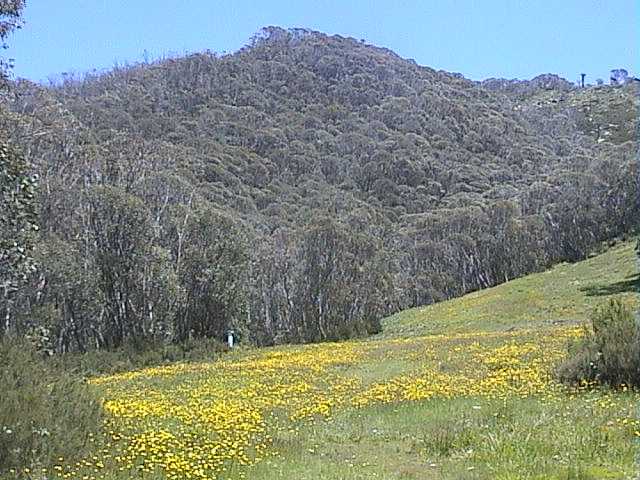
<box><xmin>227</xmin><ymin>330</ymin><xmax>235</xmax><ymax>349</ymax></box>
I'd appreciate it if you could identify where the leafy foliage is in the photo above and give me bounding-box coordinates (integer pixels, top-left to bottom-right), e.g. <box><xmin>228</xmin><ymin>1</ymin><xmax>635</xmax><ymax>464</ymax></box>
<box><xmin>176</xmin><ymin>208</ymin><xmax>248</xmax><ymax>342</ymax></box>
<box><xmin>557</xmin><ymin>299</ymin><xmax>640</xmax><ymax>387</ymax></box>
<box><xmin>0</xmin><ymin>0</ymin><xmax>24</xmax><ymax>85</ymax></box>
<box><xmin>0</xmin><ymin>26</ymin><xmax>638</xmax><ymax>348</ymax></box>
<box><xmin>0</xmin><ymin>139</ymin><xmax>38</xmax><ymax>335</ymax></box>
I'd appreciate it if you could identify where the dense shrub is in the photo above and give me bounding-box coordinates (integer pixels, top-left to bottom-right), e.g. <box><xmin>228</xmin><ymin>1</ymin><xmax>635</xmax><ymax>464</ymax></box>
<box><xmin>557</xmin><ymin>299</ymin><xmax>640</xmax><ymax>388</ymax></box>
<box><xmin>0</xmin><ymin>339</ymin><xmax>103</xmax><ymax>475</ymax></box>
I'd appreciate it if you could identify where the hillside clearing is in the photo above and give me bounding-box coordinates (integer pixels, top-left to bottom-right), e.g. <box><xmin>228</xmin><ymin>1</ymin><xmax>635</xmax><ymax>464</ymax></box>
<box><xmin>383</xmin><ymin>241</ymin><xmax>639</xmax><ymax>337</ymax></box>
<box><xmin>14</xmin><ymin>242</ymin><xmax>639</xmax><ymax>480</ymax></box>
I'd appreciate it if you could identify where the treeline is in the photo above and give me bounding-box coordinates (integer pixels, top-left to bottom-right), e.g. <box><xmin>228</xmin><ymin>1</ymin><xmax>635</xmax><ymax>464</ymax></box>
<box><xmin>2</xmin><ymin>135</ymin><xmax>636</xmax><ymax>351</ymax></box>
<box><xmin>3</xmin><ymin>178</ymin><xmax>389</xmax><ymax>349</ymax></box>
<box><xmin>1</xmin><ymin>27</ymin><xmax>638</xmax><ymax>351</ymax></box>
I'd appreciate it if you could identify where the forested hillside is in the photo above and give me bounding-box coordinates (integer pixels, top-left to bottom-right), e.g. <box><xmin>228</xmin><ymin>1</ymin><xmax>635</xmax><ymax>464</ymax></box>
<box><xmin>1</xmin><ymin>27</ymin><xmax>638</xmax><ymax>350</ymax></box>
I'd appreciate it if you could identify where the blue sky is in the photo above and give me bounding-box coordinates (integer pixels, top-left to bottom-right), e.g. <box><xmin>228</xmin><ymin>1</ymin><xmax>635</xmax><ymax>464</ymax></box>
<box><xmin>6</xmin><ymin>0</ymin><xmax>639</xmax><ymax>84</ymax></box>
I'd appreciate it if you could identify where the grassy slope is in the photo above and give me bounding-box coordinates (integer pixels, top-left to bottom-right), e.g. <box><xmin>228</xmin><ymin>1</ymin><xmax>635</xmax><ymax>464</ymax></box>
<box><xmin>246</xmin><ymin>241</ymin><xmax>640</xmax><ymax>480</ymax></box>
<box><xmin>383</xmin><ymin>241</ymin><xmax>639</xmax><ymax>338</ymax></box>
<box><xmin>17</xmin><ymin>242</ymin><xmax>638</xmax><ymax>480</ymax></box>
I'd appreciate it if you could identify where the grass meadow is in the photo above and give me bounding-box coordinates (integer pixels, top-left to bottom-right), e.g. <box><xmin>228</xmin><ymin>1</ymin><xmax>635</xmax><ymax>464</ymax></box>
<box><xmin>6</xmin><ymin>242</ymin><xmax>639</xmax><ymax>480</ymax></box>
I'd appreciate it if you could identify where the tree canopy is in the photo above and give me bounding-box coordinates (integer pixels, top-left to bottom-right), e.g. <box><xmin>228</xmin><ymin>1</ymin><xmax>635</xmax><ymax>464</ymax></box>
<box><xmin>0</xmin><ymin>26</ymin><xmax>637</xmax><ymax>348</ymax></box>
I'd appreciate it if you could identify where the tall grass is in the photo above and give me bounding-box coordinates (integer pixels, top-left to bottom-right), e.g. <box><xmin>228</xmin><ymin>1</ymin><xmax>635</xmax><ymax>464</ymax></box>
<box><xmin>0</xmin><ymin>339</ymin><xmax>103</xmax><ymax>475</ymax></box>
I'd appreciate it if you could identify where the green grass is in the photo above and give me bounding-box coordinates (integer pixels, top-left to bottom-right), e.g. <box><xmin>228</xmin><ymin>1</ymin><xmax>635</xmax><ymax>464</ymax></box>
<box><xmin>6</xmin><ymin>241</ymin><xmax>639</xmax><ymax>480</ymax></box>
<box><xmin>249</xmin><ymin>394</ymin><xmax>636</xmax><ymax>480</ymax></box>
<box><xmin>244</xmin><ymin>241</ymin><xmax>640</xmax><ymax>479</ymax></box>
<box><xmin>382</xmin><ymin>241</ymin><xmax>639</xmax><ymax>338</ymax></box>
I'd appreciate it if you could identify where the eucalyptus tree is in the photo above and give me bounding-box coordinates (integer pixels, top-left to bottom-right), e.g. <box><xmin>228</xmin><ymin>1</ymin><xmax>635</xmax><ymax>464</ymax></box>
<box><xmin>0</xmin><ymin>0</ymin><xmax>24</xmax><ymax>86</ymax></box>
<box><xmin>0</xmin><ymin>140</ymin><xmax>37</xmax><ymax>336</ymax></box>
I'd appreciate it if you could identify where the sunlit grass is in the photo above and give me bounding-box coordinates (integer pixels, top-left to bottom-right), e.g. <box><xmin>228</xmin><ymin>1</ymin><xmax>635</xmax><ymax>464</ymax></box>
<box><xmin>382</xmin><ymin>241</ymin><xmax>638</xmax><ymax>337</ymax></box>
<box><xmin>8</xmin><ymin>241</ymin><xmax>639</xmax><ymax>479</ymax></box>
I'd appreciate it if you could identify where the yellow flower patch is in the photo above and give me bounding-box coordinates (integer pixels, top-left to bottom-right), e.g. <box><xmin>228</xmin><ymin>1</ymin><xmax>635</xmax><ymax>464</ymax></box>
<box><xmin>40</xmin><ymin>325</ymin><xmax>636</xmax><ymax>480</ymax></box>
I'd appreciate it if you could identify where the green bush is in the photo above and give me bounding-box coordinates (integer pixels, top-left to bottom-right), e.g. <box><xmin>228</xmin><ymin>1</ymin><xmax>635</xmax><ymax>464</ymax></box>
<box><xmin>0</xmin><ymin>339</ymin><xmax>103</xmax><ymax>475</ymax></box>
<box><xmin>557</xmin><ymin>299</ymin><xmax>640</xmax><ymax>387</ymax></box>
